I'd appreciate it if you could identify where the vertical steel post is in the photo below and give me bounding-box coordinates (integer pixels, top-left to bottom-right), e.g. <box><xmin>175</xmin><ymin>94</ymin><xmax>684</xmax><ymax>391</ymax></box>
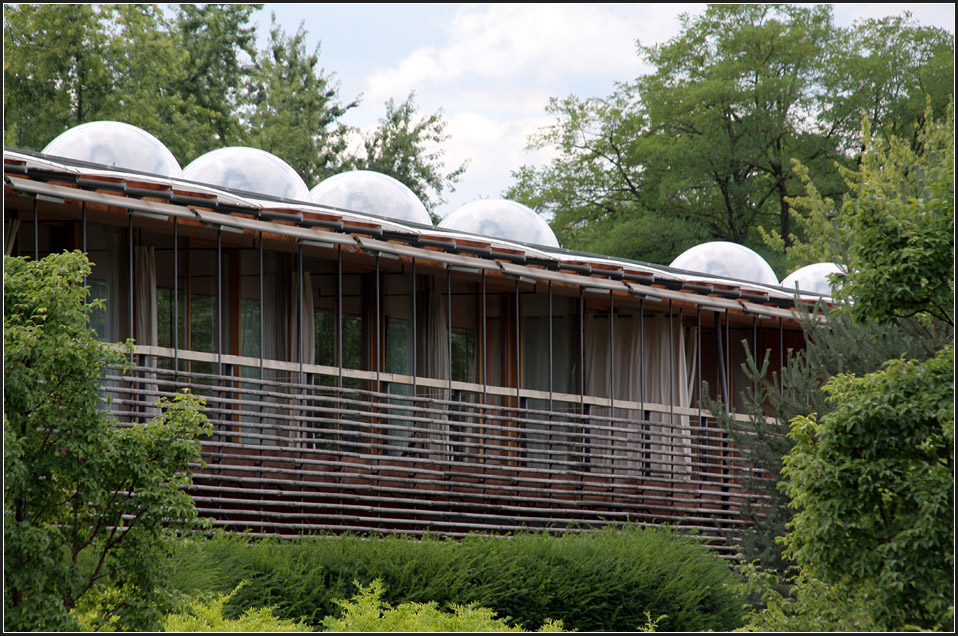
<box><xmin>174</xmin><ymin>217</ymin><xmax>179</xmax><ymax>376</ymax></box>
<box><xmin>217</xmin><ymin>228</ymin><xmax>222</xmax><ymax>375</ymax></box>
<box><xmin>337</xmin><ymin>245</ymin><xmax>343</xmax><ymax>389</ymax></box>
<box><xmin>298</xmin><ymin>242</ymin><xmax>304</xmax><ymax>381</ymax></box>
<box><xmin>448</xmin><ymin>267</ymin><xmax>453</xmax><ymax>392</ymax></box>
<box><xmin>515</xmin><ymin>279</ymin><xmax>521</xmax><ymax>402</ymax></box>
<box><xmin>375</xmin><ymin>254</ymin><xmax>381</xmax><ymax>384</ymax></box>
<box><xmin>33</xmin><ymin>197</ymin><xmax>38</xmax><ymax>260</ymax></box>
<box><xmin>258</xmin><ymin>234</ymin><xmax>264</xmax><ymax>377</ymax></box>
<box><xmin>411</xmin><ymin>259</ymin><xmax>417</xmax><ymax>395</ymax></box>
<box><xmin>128</xmin><ymin>215</ymin><xmax>134</xmax><ymax>362</ymax></box>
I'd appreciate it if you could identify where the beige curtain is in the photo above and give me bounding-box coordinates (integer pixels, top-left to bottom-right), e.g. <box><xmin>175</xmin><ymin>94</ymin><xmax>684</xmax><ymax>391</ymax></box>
<box><xmin>134</xmin><ymin>246</ymin><xmax>160</xmax><ymax>416</ymax></box>
<box><xmin>290</xmin><ymin>271</ymin><xmax>315</xmax><ymax>365</ymax></box>
<box><xmin>417</xmin><ymin>276</ymin><xmax>451</xmax><ymax>458</ymax></box>
<box><xmin>585</xmin><ymin>311</ymin><xmax>694</xmax><ymax>478</ymax></box>
<box><xmin>5</xmin><ymin>219</ymin><xmax>21</xmax><ymax>256</ymax></box>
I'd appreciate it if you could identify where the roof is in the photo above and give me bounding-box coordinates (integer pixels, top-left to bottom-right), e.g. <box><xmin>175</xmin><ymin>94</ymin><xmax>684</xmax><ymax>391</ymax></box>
<box><xmin>4</xmin><ymin>147</ymin><xmax>830</xmax><ymax>322</ymax></box>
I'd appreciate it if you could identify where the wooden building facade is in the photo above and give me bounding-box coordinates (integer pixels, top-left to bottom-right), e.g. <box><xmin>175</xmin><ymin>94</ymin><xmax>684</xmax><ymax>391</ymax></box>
<box><xmin>4</xmin><ymin>141</ymin><xmax>819</xmax><ymax>554</ymax></box>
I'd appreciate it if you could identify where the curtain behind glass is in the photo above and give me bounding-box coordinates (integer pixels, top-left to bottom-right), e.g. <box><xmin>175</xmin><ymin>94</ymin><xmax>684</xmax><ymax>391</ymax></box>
<box><xmin>417</xmin><ymin>276</ymin><xmax>450</xmax><ymax>458</ymax></box>
<box><xmin>134</xmin><ymin>245</ymin><xmax>160</xmax><ymax>415</ymax></box>
<box><xmin>585</xmin><ymin>310</ymin><xmax>694</xmax><ymax>478</ymax></box>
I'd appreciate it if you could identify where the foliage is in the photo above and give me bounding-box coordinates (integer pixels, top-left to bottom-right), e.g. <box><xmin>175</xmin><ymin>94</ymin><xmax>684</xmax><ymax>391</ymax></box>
<box><xmin>715</xmin><ymin>95</ymin><xmax>954</xmax><ymax>631</ymax></box>
<box><xmin>768</xmin><ymin>102</ymin><xmax>955</xmax><ymax>308</ymax></box>
<box><xmin>3</xmin><ymin>4</ymin><xmax>465</xmax><ymax>205</ymax></box>
<box><xmin>508</xmin><ymin>5</ymin><xmax>953</xmax><ymax>267</ymax></box>
<box><xmin>834</xmin><ymin>107</ymin><xmax>954</xmax><ymax>327</ymax></box>
<box><xmin>703</xmin><ymin>306</ymin><xmax>951</xmax><ymax>573</ymax></box>
<box><xmin>781</xmin><ymin>345</ymin><xmax>954</xmax><ymax>630</ymax></box>
<box><xmin>171</xmin><ymin>3</ymin><xmax>262</xmax><ymax>155</ymax></box>
<box><xmin>734</xmin><ymin>563</ymin><xmax>881</xmax><ymax>632</ymax></box>
<box><xmin>167</xmin><ymin>526</ymin><xmax>746</xmax><ymax>632</ymax></box>
<box><xmin>822</xmin><ymin>14</ymin><xmax>954</xmax><ymax>153</ymax></box>
<box><xmin>321</xmin><ymin>579</ymin><xmax>563</xmax><ymax>632</ymax></box>
<box><xmin>3</xmin><ymin>251</ymin><xmax>211</xmax><ymax>632</ymax></box>
<box><xmin>242</xmin><ymin>14</ymin><xmax>356</xmax><ymax>187</ymax></box>
<box><xmin>162</xmin><ymin>586</ymin><xmax>311</xmax><ymax>633</ymax></box>
<box><xmin>348</xmin><ymin>92</ymin><xmax>468</xmax><ymax>217</ymax></box>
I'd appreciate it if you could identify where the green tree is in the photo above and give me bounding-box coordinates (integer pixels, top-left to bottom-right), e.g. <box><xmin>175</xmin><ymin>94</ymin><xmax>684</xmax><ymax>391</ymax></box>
<box><xmin>347</xmin><ymin>92</ymin><xmax>468</xmax><ymax>218</ymax></box>
<box><xmin>509</xmin><ymin>5</ymin><xmax>953</xmax><ymax>268</ymax></box>
<box><xmin>704</xmin><ymin>307</ymin><xmax>950</xmax><ymax>574</ymax></box>
<box><xmin>823</xmin><ymin>13</ymin><xmax>955</xmax><ymax>154</ymax></box>
<box><xmin>243</xmin><ymin>15</ymin><xmax>357</xmax><ymax>187</ymax></box>
<box><xmin>3</xmin><ymin>251</ymin><xmax>211</xmax><ymax>632</ymax></box>
<box><xmin>739</xmin><ymin>107</ymin><xmax>954</xmax><ymax>631</ymax></box>
<box><xmin>509</xmin><ymin>5</ymin><xmax>848</xmax><ymax>264</ymax></box>
<box><xmin>768</xmin><ymin>103</ymin><xmax>955</xmax><ymax>313</ymax></box>
<box><xmin>3</xmin><ymin>4</ymin><xmax>110</xmax><ymax>149</ymax></box>
<box><xmin>507</xmin><ymin>90</ymin><xmax>709</xmax><ymax>264</ymax></box>
<box><xmin>2</xmin><ymin>3</ymin><xmax>234</xmax><ymax>164</ymax></box>
<box><xmin>171</xmin><ymin>3</ymin><xmax>262</xmax><ymax>157</ymax></box>
<box><xmin>781</xmin><ymin>345</ymin><xmax>954</xmax><ymax>631</ymax></box>
<box><xmin>636</xmin><ymin>4</ymin><xmax>843</xmax><ymax>249</ymax></box>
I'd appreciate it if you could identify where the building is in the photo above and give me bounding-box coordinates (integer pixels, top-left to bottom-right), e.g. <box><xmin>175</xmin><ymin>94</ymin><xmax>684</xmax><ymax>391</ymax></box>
<box><xmin>3</xmin><ymin>122</ymin><xmax>831</xmax><ymax>552</ymax></box>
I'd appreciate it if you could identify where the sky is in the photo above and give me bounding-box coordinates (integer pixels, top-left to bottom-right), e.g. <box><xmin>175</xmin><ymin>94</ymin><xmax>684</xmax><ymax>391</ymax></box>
<box><xmin>251</xmin><ymin>3</ymin><xmax>956</xmax><ymax>219</ymax></box>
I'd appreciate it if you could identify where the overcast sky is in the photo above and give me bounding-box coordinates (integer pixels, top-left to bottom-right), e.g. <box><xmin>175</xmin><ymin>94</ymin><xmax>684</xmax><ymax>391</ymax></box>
<box><xmin>251</xmin><ymin>3</ymin><xmax>956</xmax><ymax>219</ymax></box>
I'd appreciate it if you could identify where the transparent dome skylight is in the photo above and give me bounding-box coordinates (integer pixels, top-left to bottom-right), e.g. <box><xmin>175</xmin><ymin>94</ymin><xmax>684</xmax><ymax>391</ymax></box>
<box><xmin>438</xmin><ymin>199</ymin><xmax>559</xmax><ymax>248</ymax></box>
<box><xmin>669</xmin><ymin>241</ymin><xmax>778</xmax><ymax>286</ymax></box>
<box><xmin>183</xmin><ymin>147</ymin><xmax>310</xmax><ymax>201</ymax></box>
<box><xmin>42</xmin><ymin>121</ymin><xmax>182</xmax><ymax>178</ymax></box>
<box><xmin>310</xmin><ymin>170</ymin><xmax>432</xmax><ymax>225</ymax></box>
<box><xmin>780</xmin><ymin>262</ymin><xmax>844</xmax><ymax>295</ymax></box>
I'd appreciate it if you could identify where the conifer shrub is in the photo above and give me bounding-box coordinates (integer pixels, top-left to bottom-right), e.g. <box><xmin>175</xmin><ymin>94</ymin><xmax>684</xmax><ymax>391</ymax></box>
<box><xmin>168</xmin><ymin>526</ymin><xmax>746</xmax><ymax>632</ymax></box>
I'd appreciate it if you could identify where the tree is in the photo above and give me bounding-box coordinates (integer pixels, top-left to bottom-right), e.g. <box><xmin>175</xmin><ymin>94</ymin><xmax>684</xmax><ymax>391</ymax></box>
<box><xmin>347</xmin><ymin>92</ymin><xmax>468</xmax><ymax>217</ymax></box>
<box><xmin>704</xmin><ymin>307</ymin><xmax>950</xmax><ymax>574</ymax></box>
<box><xmin>508</xmin><ymin>5</ymin><xmax>953</xmax><ymax>269</ymax></box>
<box><xmin>242</xmin><ymin>15</ymin><xmax>357</xmax><ymax>187</ymax></box>
<box><xmin>823</xmin><ymin>14</ymin><xmax>955</xmax><ymax>154</ymax></box>
<box><xmin>636</xmin><ymin>4</ymin><xmax>844</xmax><ymax>249</ymax></box>
<box><xmin>171</xmin><ymin>3</ymin><xmax>262</xmax><ymax>157</ymax></box>
<box><xmin>3</xmin><ymin>251</ymin><xmax>211</xmax><ymax>632</ymax></box>
<box><xmin>3</xmin><ymin>4</ymin><xmax>111</xmax><ymax>149</ymax></box>
<box><xmin>507</xmin><ymin>90</ymin><xmax>710</xmax><ymax>264</ymax></box>
<box><xmin>781</xmin><ymin>345</ymin><xmax>953</xmax><ymax>630</ymax></box>
<box><xmin>737</xmin><ymin>107</ymin><xmax>954</xmax><ymax>631</ymax></box>
<box><xmin>509</xmin><ymin>5</ymin><xmax>848</xmax><ymax>264</ymax></box>
<box><xmin>768</xmin><ymin>102</ymin><xmax>954</xmax><ymax>322</ymax></box>
<box><xmin>2</xmin><ymin>3</ymin><xmax>236</xmax><ymax>164</ymax></box>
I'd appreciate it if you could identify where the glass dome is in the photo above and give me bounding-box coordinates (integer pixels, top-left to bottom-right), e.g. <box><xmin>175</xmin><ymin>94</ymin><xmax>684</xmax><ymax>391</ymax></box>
<box><xmin>438</xmin><ymin>199</ymin><xmax>559</xmax><ymax>248</ymax></box>
<box><xmin>42</xmin><ymin>121</ymin><xmax>182</xmax><ymax>178</ymax></box>
<box><xmin>669</xmin><ymin>241</ymin><xmax>778</xmax><ymax>286</ymax></box>
<box><xmin>310</xmin><ymin>170</ymin><xmax>432</xmax><ymax>226</ymax></box>
<box><xmin>780</xmin><ymin>262</ymin><xmax>844</xmax><ymax>295</ymax></box>
<box><xmin>183</xmin><ymin>147</ymin><xmax>310</xmax><ymax>201</ymax></box>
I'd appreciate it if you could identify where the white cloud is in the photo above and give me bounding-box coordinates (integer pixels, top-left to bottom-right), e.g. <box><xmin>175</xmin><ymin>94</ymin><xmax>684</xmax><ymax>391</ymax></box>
<box><xmin>337</xmin><ymin>2</ymin><xmax>955</xmax><ymax>220</ymax></box>
<box><xmin>362</xmin><ymin>4</ymin><xmax>689</xmax><ymax>114</ymax></box>
<box><xmin>354</xmin><ymin>4</ymin><xmax>699</xmax><ymax>216</ymax></box>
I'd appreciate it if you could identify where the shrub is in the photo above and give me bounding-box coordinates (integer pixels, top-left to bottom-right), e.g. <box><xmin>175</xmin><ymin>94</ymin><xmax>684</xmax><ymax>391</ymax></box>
<box><xmin>168</xmin><ymin>526</ymin><xmax>746</xmax><ymax>632</ymax></box>
<box><xmin>321</xmin><ymin>579</ymin><xmax>563</xmax><ymax>632</ymax></box>
<box><xmin>163</xmin><ymin>586</ymin><xmax>311</xmax><ymax>632</ymax></box>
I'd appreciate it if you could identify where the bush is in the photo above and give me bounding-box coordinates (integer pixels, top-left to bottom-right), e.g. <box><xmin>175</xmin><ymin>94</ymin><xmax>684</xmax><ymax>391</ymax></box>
<box><xmin>168</xmin><ymin>526</ymin><xmax>746</xmax><ymax>632</ymax></box>
<box><xmin>321</xmin><ymin>579</ymin><xmax>563</xmax><ymax>632</ymax></box>
<box><xmin>163</xmin><ymin>586</ymin><xmax>311</xmax><ymax>632</ymax></box>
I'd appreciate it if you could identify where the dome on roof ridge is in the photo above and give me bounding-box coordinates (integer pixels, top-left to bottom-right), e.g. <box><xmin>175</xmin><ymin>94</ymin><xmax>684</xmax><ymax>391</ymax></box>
<box><xmin>310</xmin><ymin>170</ymin><xmax>432</xmax><ymax>226</ymax></box>
<box><xmin>780</xmin><ymin>262</ymin><xmax>844</xmax><ymax>296</ymax></box>
<box><xmin>183</xmin><ymin>147</ymin><xmax>310</xmax><ymax>201</ymax></box>
<box><xmin>42</xmin><ymin>121</ymin><xmax>182</xmax><ymax>178</ymax></box>
<box><xmin>438</xmin><ymin>199</ymin><xmax>559</xmax><ymax>248</ymax></box>
<box><xmin>669</xmin><ymin>241</ymin><xmax>778</xmax><ymax>286</ymax></box>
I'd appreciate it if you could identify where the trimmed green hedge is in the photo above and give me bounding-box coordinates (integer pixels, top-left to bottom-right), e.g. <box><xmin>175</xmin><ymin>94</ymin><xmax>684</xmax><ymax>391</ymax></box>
<box><xmin>168</xmin><ymin>526</ymin><xmax>746</xmax><ymax>632</ymax></box>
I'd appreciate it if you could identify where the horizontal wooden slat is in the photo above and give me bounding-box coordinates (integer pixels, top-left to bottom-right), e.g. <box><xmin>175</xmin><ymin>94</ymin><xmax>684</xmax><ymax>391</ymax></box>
<box><xmin>102</xmin><ymin>354</ymin><xmax>773</xmax><ymax>555</ymax></box>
